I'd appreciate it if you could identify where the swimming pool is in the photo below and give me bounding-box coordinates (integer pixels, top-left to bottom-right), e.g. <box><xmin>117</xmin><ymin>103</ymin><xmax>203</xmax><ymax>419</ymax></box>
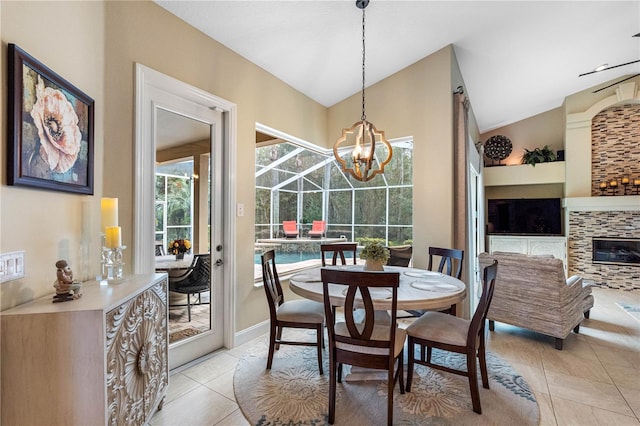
<box><xmin>254</xmin><ymin>251</ymin><xmax>320</xmax><ymax>264</ymax></box>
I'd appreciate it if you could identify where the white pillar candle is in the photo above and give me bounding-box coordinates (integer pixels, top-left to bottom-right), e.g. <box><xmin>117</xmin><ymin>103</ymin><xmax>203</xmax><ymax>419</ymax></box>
<box><xmin>105</xmin><ymin>226</ymin><xmax>122</xmax><ymax>249</ymax></box>
<box><xmin>101</xmin><ymin>197</ymin><xmax>118</xmax><ymax>233</ymax></box>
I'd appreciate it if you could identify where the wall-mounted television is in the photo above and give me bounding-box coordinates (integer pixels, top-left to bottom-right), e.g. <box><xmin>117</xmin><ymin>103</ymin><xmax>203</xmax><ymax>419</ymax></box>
<box><xmin>487</xmin><ymin>198</ymin><xmax>563</xmax><ymax>236</ymax></box>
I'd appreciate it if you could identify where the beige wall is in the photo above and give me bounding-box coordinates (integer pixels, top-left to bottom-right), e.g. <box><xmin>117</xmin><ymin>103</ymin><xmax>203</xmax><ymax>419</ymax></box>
<box><xmin>105</xmin><ymin>1</ymin><xmax>327</xmax><ymax>332</ymax></box>
<box><xmin>328</xmin><ymin>45</ymin><xmax>474</xmax><ymax>269</ymax></box>
<box><xmin>1</xmin><ymin>1</ymin><xmax>105</xmax><ymax>309</ymax></box>
<box><xmin>0</xmin><ymin>2</ymin><xmax>474</xmax><ymax>332</ymax></box>
<box><xmin>481</xmin><ymin>107</ymin><xmax>564</xmax><ymax>167</ymax></box>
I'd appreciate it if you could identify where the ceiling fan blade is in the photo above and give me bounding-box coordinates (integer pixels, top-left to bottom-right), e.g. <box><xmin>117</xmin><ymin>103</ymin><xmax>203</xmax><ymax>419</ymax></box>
<box><xmin>579</xmin><ymin>59</ymin><xmax>640</xmax><ymax>77</ymax></box>
<box><xmin>592</xmin><ymin>73</ymin><xmax>640</xmax><ymax>93</ymax></box>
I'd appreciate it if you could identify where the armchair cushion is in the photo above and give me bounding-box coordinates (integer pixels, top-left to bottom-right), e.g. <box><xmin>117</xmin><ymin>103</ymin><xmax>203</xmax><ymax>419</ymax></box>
<box><xmin>478</xmin><ymin>251</ymin><xmax>593</xmax><ymax>342</ymax></box>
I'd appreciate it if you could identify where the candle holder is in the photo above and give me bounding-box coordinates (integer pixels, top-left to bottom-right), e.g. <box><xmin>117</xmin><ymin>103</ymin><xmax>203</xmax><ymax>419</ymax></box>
<box><xmin>100</xmin><ymin>234</ymin><xmax>126</xmax><ymax>281</ymax></box>
<box><xmin>633</xmin><ymin>179</ymin><xmax>640</xmax><ymax>195</ymax></box>
<box><xmin>598</xmin><ymin>182</ymin><xmax>607</xmax><ymax>196</ymax></box>
<box><xmin>608</xmin><ymin>180</ymin><xmax>618</xmax><ymax>196</ymax></box>
<box><xmin>621</xmin><ymin>176</ymin><xmax>630</xmax><ymax>195</ymax></box>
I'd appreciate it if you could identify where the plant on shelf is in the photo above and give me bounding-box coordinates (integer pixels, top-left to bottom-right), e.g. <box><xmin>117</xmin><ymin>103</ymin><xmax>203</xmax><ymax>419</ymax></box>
<box><xmin>521</xmin><ymin>145</ymin><xmax>556</xmax><ymax>166</ymax></box>
<box><xmin>360</xmin><ymin>241</ymin><xmax>390</xmax><ymax>271</ymax></box>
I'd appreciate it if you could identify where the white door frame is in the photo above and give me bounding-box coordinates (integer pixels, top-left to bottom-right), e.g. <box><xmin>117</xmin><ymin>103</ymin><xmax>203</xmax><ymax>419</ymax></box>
<box><xmin>134</xmin><ymin>64</ymin><xmax>237</xmax><ymax>366</ymax></box>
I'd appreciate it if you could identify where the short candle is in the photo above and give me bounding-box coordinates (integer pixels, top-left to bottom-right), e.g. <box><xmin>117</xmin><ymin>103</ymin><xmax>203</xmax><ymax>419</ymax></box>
<box><xmin>105</xmin><ymin>226</ymin><xmax>122</xmax><ymax>249</ymax></box>
<box><xmin>599</xmin><ymin>182</ymin><xmax>607</xmax><ymax>189</ymax></box>
<box><xmin>634</xmin><ymin>179</ymin><xmax>640</xmax><ymax>186</ymax></box>
<box><xmin>621</xmin><ymin>176</ymin><xmax>630</xmax><ymax>184</ymax></box>
<box><xmin>609</xmin><ymin>180</ymin><xmax>617</xmax><ymax>187</ymax></box>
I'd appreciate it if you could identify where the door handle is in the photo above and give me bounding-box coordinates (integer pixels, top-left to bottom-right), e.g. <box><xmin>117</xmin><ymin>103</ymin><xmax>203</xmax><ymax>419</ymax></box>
<box><xmin>214</xmin><ymin>258</ymin><xmax>224</xmax><ymax>267</ymax></box>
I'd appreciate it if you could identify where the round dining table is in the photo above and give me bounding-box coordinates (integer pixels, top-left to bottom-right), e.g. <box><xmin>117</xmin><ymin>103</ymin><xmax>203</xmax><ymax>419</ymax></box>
<box><xmin>289</xmin><ymin>265</ymin><xmax>466</xmax><ymax>312</ymax></box>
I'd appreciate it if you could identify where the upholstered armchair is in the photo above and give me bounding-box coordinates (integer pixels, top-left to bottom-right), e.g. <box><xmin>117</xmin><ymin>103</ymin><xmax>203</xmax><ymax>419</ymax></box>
<box><xmin>478</xmin><ymin>251</ymin><xmax>593</xmax><ymax>350</ymax></box>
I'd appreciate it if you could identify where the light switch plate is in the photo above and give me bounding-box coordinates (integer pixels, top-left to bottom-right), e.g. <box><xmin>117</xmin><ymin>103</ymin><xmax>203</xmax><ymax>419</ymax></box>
<box><xmin>1</xmin><ymin>251</ymin><xmax>25</xmax><ymax>283</ymax></box>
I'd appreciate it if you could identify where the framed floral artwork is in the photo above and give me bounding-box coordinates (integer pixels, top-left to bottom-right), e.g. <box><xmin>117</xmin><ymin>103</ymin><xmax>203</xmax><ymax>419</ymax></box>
<box><xmin>7</xmin><ymin>44</ymin><xmax>94</xmax><ymax>194</ymax></box>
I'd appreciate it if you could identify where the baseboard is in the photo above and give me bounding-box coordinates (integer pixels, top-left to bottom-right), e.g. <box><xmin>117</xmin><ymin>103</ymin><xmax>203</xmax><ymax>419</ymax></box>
<box><xmin>234</xmin><ymin>320</ymin><xmax>269</xmax><ymax>347</ymax></box>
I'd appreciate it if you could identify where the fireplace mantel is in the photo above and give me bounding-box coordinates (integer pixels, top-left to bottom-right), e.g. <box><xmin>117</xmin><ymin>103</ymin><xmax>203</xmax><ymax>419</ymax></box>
<box><xmin>564</xmin><ymin>196</ymin><xmax>640</xmax><ymax>212</ymax></box>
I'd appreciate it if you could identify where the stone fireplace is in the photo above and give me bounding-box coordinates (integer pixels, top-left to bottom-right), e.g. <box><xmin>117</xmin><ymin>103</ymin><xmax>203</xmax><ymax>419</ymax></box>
<box><xmin>592</xmin><ymin>237</ymin><xmax>640</xmax><ymax>266</ymax></box>
<box><xmin>564</xmin><ymin>82</ymin><xmax>640</xmax><ymax>291</ymax></box>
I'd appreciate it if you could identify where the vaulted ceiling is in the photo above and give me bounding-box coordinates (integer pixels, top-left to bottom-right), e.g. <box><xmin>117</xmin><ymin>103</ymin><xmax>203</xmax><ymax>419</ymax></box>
<box><xmin>155</xmin><ymin>1</ymin><xmax>640</xmax><ymax>133</ymax></box>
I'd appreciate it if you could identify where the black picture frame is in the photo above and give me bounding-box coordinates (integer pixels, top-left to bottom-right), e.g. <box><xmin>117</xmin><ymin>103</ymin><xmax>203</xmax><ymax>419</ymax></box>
<box><xmin>7</xmin><ymin>44</ymin><xmax>94</xmax><ymax>195</ymax></box>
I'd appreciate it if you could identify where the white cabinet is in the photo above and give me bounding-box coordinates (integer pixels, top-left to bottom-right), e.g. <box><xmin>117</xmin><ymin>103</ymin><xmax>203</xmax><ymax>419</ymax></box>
<box><xmin>1</xmin><ymin>273</ymin><xmax>168</xmax><ymax>426</ymax></box>
<box><xmin>488</xmin><ymin>235</ymin><xmax>567</xmax><ymax>275</ymax></box>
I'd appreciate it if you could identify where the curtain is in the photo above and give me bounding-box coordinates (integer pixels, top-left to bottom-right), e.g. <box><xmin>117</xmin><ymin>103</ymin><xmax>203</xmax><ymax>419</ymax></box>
<box><xmin>453</xmin><ymin>87</ymin><xmax>469</xmax><ymax>258</ymax></box>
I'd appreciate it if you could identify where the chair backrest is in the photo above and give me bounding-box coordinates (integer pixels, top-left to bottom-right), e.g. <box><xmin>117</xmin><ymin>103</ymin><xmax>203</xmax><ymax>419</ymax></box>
<box><xmin>170</xmin><ymin>253</ymin><xmax>211</xmax><ymax>290</ymax></box>
<box><xmin>155</xmin><ymin>241</ymin><xmax>165</xmax><ymax>256</ymax></box>
<box><xmin>261</xmin><ymin>250</ymin><xmax>284</xmax><ymax>319</ymax></box>
<box><xmin>428</xmin><ymin>246</ymin><xmax>464</xmax><ymax>279</ymax></box>
<box><xmin>321</xmin><ymin>243</ymin><xmax>357</xmax><ymax>266</ymax></box>
<box><xmin>321</xmin><ymin>268</ymin><xmax>400</xmax><ymax>357</ymax></box>
<box><xmin>386</xmin><ymin>245</ymin><xmax>412</xmax><ymax>267</ymax></box>
<box><xmin>283</xmin><ymin>221</ymin><xmax>297</xmax><ymax>232</ymax></box>
<box><xmin>467</xmin><ymin>260</ymin><xmax>498</xmax><ymax>345</ymax></box>
<box><xmin>310</xmin><ymin>220</ymin><xmax>326</xmax><ymax>232</ymax></box>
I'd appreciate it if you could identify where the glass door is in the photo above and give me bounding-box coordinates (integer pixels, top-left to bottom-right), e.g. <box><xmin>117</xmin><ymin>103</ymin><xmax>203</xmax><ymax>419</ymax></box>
<box><xmin>155</xmin><ymin>106</ymin><xmax>224</xmax><ymax>369</ymax></box>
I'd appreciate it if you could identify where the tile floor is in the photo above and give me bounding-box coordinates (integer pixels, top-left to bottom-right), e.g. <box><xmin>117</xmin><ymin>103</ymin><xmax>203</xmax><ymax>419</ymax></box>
<box><xmin>150</xmin><ymin>286</ymin><xmax>640</xmax><ymax>425</ymax></box>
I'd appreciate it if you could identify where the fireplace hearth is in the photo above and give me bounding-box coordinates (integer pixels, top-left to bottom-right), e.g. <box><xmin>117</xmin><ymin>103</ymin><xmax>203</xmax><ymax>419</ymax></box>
<box><xmin>592</xmin><ymin>237</ymin><xmax>640</xmax><ymax>266</ymax></box>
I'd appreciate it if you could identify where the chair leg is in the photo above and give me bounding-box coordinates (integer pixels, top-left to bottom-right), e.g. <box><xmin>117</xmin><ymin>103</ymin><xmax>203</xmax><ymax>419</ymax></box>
<box><xmin>387</xmin><ymin>366</ymin><xmax>394</xmax><ymax>426</ymax></box>
<box><xmin>467</xmin><ymin>351</ymin><xmax>482</xmax><ymax>414</ymax></box>
<box><xmin>488</xmin><ymin>320</ymin><xmax>495</xmax><ymax>331</ymax></box>
<box><xmin>406</xmin><ymin>338</ymin><xmax>414</xmax><ymax>392</ymax></box>
<box><xmin>573</xmin><ymin>324</ymin><xmax>580</xmax><ymax>334</ymax></box>
<box><xmin>266</xmin><ymin>323</ymin><xmax>277</xmax><ymax>370</ymax></box>
<box><xmin>426</xmin><ymin>346</ymin><xmax>433</xmax><ymax>363</ymax></box>
<box><xmin>316</xmin><ymin>324</ymin><xmax>324</xmax><ymax>375</ymax></box>
<box><xmin>397</xmin><ymin>352</ymin><xmax>405</xmax><ymax>394</ymax></box>
<box><xmin>555</xmin><ymin>337</ymin><xmax>564</xmax><ymax>350</ymax></box>
<box><xmin>478</xmin><ymin>339</ymin><xmax>490</xmax><ymax>389</ymax></box>
<box><xmin>584</xmin><ymin>309</ymin><xmax>590</xmax><ymax>319</ymax></box>
<box><xmin>186</xmin><ymin>293</ymin><xmax>192</xmax><ymax>322</ymax></box>
<box><xmin>337</xmin><ymin>363</ymin><xmax>343</xmax><ymax>383</ymax></box>
<box><xmin>275</xmin><ymin>326</ymin><xmax>283</xmax><ymax>350</ymax></box>
<box><xmin>328</xmin><ymin>358</ymin><xmax>337</xmax><ymax>424</ymax></box>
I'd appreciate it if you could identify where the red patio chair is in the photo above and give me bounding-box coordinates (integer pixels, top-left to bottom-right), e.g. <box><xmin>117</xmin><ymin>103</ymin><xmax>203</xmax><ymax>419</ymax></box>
<box><xmin>308</xmin><ymin>220</ymin><xmax>327</xmax><ymax>238</ymax></box>
<box><xmin>282</xmin><ymin>221</ymin><xmax>299</xmax><ymax>238</ymax></box>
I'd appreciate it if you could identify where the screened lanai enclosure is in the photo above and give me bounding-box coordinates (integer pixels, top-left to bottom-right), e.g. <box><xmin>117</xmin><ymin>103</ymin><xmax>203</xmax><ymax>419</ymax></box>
<box><xmin>255</xmin><ymin>137</ymin><xmax>413</xmax><ymax>268</ymax></box>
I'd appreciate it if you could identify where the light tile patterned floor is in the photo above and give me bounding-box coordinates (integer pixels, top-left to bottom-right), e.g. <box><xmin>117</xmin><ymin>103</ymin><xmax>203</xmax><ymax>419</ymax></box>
<box><xmin>151</xmin><ymin>286</ymin><xmax>640</xmax><ymax>425</ymax></box>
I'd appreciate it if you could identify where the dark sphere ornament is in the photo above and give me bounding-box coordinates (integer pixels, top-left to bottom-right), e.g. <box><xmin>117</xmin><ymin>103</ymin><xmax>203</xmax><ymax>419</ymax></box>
<box><xmin>484</xmin><ymin>135</ymin><xmax>512</xmax><ymax>162</ymax></box>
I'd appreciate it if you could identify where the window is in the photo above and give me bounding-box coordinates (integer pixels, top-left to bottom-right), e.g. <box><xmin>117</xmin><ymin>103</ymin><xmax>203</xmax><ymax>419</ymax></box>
<box><xmin>155</xmin><ymin>160</ymin><xmax>194</xmax><ymax>249</ymax></box>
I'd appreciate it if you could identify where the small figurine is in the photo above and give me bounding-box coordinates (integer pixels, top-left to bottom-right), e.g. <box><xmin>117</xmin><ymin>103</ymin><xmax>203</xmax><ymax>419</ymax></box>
<box><xmin>52</xmin><ymin>259</ymin><xmax>82</xmax><ymax>303</ymax></box>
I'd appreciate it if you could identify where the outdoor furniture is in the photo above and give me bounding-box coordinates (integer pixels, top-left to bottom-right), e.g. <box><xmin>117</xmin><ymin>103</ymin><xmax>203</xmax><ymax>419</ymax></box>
<box><xmin>307</xmin><ymin>220</ymin><xmax>327</xmax><ymax>238</ymax></box>
<box><xmin>321</xmin><ymin>242</ymin><xmax>357</xmax><ymax>266</ymax></box>
<box><xmin>406</xmin><ymin>260</ymin><xmax>498</xmax><ymax>415</ymax></box>
<box><xmin>167</xmin><ymin>253</ymin><xmax>211</xmax><ymax>322</ymax></box>
<box><xmin>478</xmin><ymin>251</ymin><xmax>594</xmax><ymax>350</ymax></box>
<box><xmin>386</xmin><ymin>245</ymin><xmax>412</xmax><ymax>267</ymax></box>
<box><xmin>320</xmin><ymin>268</ymin><xmax>405</xmax><ymax>426</ymax></box>
<box><xmin>282</xmin><ymin>221</ymin><xmax>299</xmax><ymax>238</ymax></box>
<box><xmin>261</xmin><ymin>250</ymin><xmax>325</xmax><ymax>374</ymax></box>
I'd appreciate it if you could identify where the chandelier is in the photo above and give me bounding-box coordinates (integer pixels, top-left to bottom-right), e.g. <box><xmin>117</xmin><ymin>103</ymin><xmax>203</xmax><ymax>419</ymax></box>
<box><xmin>333</xmin><ymin>0</ymin><xmax>392</xmax><ymax>182</ymax></box>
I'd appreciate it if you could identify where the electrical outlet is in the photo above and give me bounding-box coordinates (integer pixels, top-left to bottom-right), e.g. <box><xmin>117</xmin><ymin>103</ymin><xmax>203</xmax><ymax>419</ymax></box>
<box><xmin>1</xmin><ymin>251</ymin><xmax>25</xmax><ymax>283</ymax></box>
<box><xmin>237</xmin><ymin>203</ymin><xmax>245</xmax><ymax>217</ymax></box>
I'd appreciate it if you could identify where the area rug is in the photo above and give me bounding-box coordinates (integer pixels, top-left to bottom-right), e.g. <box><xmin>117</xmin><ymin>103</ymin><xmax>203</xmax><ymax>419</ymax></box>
<box><xmin>234</xmin><ymin>331</ymin><xmax>539</xmax><ymax>425</ymax></box>
<box><xmin>616</xmin><ymin>303</ymin><xmax>640</xmax><ymax>322</ymax></box>
<box><xmin>169</xmin><ymin>327</ymin><xmax>202</xmax><ymax>344</ymax></box>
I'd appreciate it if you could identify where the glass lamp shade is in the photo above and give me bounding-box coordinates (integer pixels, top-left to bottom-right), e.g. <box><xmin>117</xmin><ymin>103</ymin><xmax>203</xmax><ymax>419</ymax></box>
<box><xmin>333</xmin><ymin>119</ymin><xmax>393</xmax><ymax>182</ymax></box>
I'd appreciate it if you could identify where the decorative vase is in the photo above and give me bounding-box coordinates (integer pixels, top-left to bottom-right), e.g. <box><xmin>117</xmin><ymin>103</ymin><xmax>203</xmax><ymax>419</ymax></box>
<box><xmin>364</xmin><ymin>259</ymin><xmax>384</xmax><ymax>271</ymax></box>
<box><xmin>175</xmin><ymin>253</ymin><xmax>184</xmax><ymax>260</ymax></box>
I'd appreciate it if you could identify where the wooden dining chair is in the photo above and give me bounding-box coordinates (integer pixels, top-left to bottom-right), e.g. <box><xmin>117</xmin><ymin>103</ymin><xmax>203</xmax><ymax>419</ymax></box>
<box><xmin>406</xmin><ymin>260</ymin><xmax>498</xmax><ymax>414</ymax></box>
<box><xmin>320</xmin><ymin>268</ymin><xmax>405</xmax><ymax>426</ymax></box>
<box><xmin>406</xmin><ymin>246</ymin><xmax>464</xmax><ymax>319</ymax></box>
<box><xmin>261</xmin><ymin>250</ymin><xmax>325</xmax><ymax>374</ymax></box>
<box><xmin>320</xmin><ymin>242</ymin><xmax>357</xmax><ymax>266</ymax></box>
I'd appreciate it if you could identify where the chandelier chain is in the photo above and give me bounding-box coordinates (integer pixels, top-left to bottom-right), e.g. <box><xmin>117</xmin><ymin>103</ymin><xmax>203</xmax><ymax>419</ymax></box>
<box><xmin>361</xmin><ymin>7</ymin><xmax>366</xmax><ymax>121</ymax></box>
